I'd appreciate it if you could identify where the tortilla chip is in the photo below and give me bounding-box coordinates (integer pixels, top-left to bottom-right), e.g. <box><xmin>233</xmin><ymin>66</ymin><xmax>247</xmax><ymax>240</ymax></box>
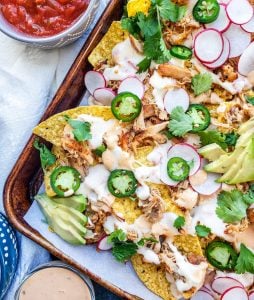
<box><xmin>127</xmin><ymin>0</ymin><xmax>151</xmax><ymax>17</ymax></box>
<box><xmin>88</xmin><ymin>21</ymin><xmax>129</xmax><ymax>67</ymax></box>
<box><xmin>131</xmin><ymin>254</ymin><xmax>174</xmax><ymax>300</ymax></box>
<box><xmin>33</xmin><ymin>106</ymin><xmax>114</xmax><ymax>147</ymax></box>
<box><xmin>132</xmin><ymin>235</ymin><xmax>204</xmax><ymax>300</ymax></box>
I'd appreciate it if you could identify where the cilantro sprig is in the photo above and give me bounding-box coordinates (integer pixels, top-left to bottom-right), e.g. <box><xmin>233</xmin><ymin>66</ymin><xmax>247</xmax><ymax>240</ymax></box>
<box><xmin>195</xmin><ymin>224</ymin><xmax>211</xmax><ymax>238</ymax></box>
<box><xmin>122</xmin><ymin>0</ymin><xmax>187</xmax><ymax>72</ymax></box>
<box><xmin>191</xmin><ymin>73</ymin><xmax>213</xmax><ymax>96</ymax></box>
<box><xmin>65</xmin><ymin>116</ymin><xmax>92</xmax><ymax>142</ymax></box>
<box><xmin>216</xmin><ymin>189</ymin><xmax>254</xmax><ymax>224</ymax></box>
<box><xmin>168</xmin><ymin>106</ymin><xmax>193</xmax><ymax>137</ymax></box>
<box><xmin>198</xmin><ymin>130</ymin><xmax>239</xmax><ymax>150</ymax></box>
<box><xmin>236</xmin><ymin>244</ymin><xmax>254</xmax><ymax>274</ymax></box>
<box><xmin>33</xmin><ymin>138</ymin><xmax>56</xmax><ymax>169</ymax></box>
<box><xmin>173</xmin><ymin>216</ymin><xmax>185</xmax><ymax>229</ymax></box>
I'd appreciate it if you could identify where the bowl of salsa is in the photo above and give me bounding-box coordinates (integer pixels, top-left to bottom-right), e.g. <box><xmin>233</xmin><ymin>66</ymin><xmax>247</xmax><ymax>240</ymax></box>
<box><xmin>0</xmin><ymin>0</ymin><xmax>99</xmax><ymax>48</ymax></box>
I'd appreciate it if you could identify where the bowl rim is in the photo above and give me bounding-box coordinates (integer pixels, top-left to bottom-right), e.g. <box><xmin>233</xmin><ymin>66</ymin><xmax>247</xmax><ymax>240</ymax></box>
<box><xmin>0</xmin><ymin>0</ymin><xmax>99</xmax><ymax>44</ymax></box>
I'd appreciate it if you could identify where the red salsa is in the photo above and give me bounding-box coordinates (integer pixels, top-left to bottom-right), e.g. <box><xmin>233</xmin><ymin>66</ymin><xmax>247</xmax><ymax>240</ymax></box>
<box><xmin>0</xmin><ymin>0</ymin><xmax>90</xmax><ymax>37</ymax></box>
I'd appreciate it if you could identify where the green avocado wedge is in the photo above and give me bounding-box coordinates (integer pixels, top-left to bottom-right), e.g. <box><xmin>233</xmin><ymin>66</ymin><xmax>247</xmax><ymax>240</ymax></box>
<box><xmin>198</xmin><ymin>143</ymin><xmax>226</xmax><ymax>162</ymax></box>
<box><xmin>52</xmin><ymin>194</ymin><xmax>87</xmax><ymax>212</ymax></box>
<box><xmin>238</xmin><ymin>117</ymin><xmax>254</xmax><ymax>135</ymax></box>
<box><xmin>35</xmin><ymin>193</ymin><xmax>87</xmax><ymax>245</ymax></box>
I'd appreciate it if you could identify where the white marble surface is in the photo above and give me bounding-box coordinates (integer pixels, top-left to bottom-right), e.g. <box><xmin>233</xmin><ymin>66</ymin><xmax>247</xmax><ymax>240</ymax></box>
<box><xmin>0</xmin><ymin>1</ymin><xmax>109</xmax><ymax>298</ymax></box>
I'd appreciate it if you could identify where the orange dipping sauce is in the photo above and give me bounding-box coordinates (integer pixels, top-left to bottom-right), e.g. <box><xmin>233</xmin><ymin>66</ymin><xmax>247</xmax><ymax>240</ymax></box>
<box><xmin>0</xmin><ymin>0</ymin><xmax>90</xmax><ymax>37</ymax></box>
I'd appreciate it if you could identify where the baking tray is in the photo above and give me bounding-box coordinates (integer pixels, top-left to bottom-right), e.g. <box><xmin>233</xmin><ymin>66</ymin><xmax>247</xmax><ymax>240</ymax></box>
<box><xmin>3</xmin><ymin>1</ymin><xmax>139</xmax><ymax>299</ymax></box>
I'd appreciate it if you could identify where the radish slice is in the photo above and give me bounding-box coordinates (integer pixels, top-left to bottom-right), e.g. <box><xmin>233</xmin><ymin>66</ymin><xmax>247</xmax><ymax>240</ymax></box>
<box><xmin>211</xmin><ymin>277</ymin><xmax>244</xmax><ymax>295</ymax></box>
<box><xmin>167</xmin><ymin>143</ymin><xmax>201</xmax><ymax>176</ymax></box>
<box><xmin>160</xmin><ymin>157</ymin><xmax>179</xmax><ymax>186</ymax></box>
<box><xmin>238</xmin><ymin>42</ymin><xmax>254</xmax><ymax>76</ymax></box>
<box><xmin>84</xmin><ymin>71</ymin><xmax>106</xmax><ymax>95</ymax></box>
<box><xmin>97</xmin><ymin>236</ymin><xmax>112</xmax><ymax>251</ymax></box>
<box><xmin>205</xmin><ymin>4</ymin><xmax>230</xmax><ymax>32</ymax></box>
<box><xmin>189</xmin><ymin>170</ymin><xmax>221</xmax><ymax>195</ymax></box>
<box><xmin>164</xmin><ymin>88</ymin><xmax>190</xmax><ymax>114</ymax></box>
<box><xmin>204</xmin><ymin>36</ymin><xmax>230</xmax><ymax>69</ymax></box>
<box><xmin>241</xmin><ymin>15</ymin><xmax>254</xmax><ymax>33</ymax></box>
<box><xmin>93</xmin><ymin>88</ymin><xmax>116</xmax><ymax>106</ymax></box>
<box><xmin>118</xmin><ymin>76</ymin><xmax>144</xmax><ymax>99</ymax></box>
<box><xmin>226</xmin><ymin>0</ymin><xmax>253</xmax><ymax>25</ymax></box>
<box><xmin>191</xmin><ymin>290</ymin><xmax>214</xmax><ymax>300</ymax></box>
<box><xmin>223</xmin><ymin>24</ymin><xmax>251</xmax><ymax>58</ymax></box>
<box><xmin>249</xmin><ymin>291</ymin><xmax>254</xmax><ymax>300</ymax></box>
<box><xmin>220</xmin><ymin>0</ymin><xmax>231</xmax><ymax>4</ymax></box>
<box><xmin>194</xmin><ymin>29</ymin><xmax>224</xmax><ymax>63</ymax></box>
<box><xmin>221</xmin><ymin>286</ymin><xmax>249</xmax><ymax>300</ymax></box>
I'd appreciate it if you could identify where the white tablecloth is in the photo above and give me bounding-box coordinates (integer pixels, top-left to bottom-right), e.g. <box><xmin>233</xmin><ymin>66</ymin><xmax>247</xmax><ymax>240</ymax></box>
<box><xmin>0</xmin><ymin>2</ymin><xmax>109</xmax><ymax>298</ymax></box>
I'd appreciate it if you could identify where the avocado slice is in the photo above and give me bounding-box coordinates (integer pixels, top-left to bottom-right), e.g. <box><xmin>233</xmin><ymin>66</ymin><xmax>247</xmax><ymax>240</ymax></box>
<box><xmin>236</xmin><ymin>130</ymin><xmax>254</xmax><ymax>148</ymax></box>
<box><xmin>205</xmin><ymin>147</ymin><xmax>245</xmax><ymax>174</ymax></box>
<box><xmin>35</xmin><ymin>193</ymin><xmax>87</xmax><ymax>245</ymax></box>
<box><xmin>228</xmin><ymin>139</ymin><xmax>254</xmax><ymax>184</ymax></box>
<box><xmin>198</xmin><ymin>143</ymin><xmax>226</xmax><ymax>161</ymax></box>
<box><xmin>52</xmin><ymin>195</ymin><xmax>87</xmax><ymax>212</ymax></box>
<box><xmin>238</xmin><ymin>117</ymin><xmax>254</xmax><ymax>135</ymax></box>
<box><xmin>216</xmin><ymin>149</ymin><xmax>247</xmax><ymax>183</ymax></box>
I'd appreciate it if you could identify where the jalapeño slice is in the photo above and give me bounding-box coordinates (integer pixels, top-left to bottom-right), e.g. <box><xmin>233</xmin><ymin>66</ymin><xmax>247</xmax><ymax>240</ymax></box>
<box><xmin>206</xmin><ymin>241</ymin><xmax>238</xmax><ymax>271</ymax></box>
<box><xmin>167</xmin><ymin>157</ymin><xmax>190</xmax><ymax>181</ymax></box>
<box><xmin>107</xmin><ymin>169</ymin><xmax>138</xmax><ymax>198</ymax></box>
<box><xmin>193</xmin><ymin>0</ymin><xmax>220</xmax><ymax>24</ymax></box>
<box><xmin>50</xmin><ymin>166</ymin><xmax>81</xmax><ymax>197</ymax></box>
<box><xmin>111</xmin><ymin>92</ymin><xmax>142</xmax><ymax>122</ymax></box>
<box><xmin>187</xmin><ymin>104</ymin><xmax>211</xmax><ymax>133</ymax></box>
<box><xmin>170</xmin><ymin>45</ymin><xmax>193</xmax><ymax>60</ymax></box>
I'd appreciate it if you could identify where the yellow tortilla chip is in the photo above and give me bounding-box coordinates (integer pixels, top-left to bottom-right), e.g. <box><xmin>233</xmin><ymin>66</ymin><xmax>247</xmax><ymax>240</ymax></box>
<box><xmin>127</xmin><ymin>0</ymin><xmax>151</xmax><ymax>17</ymax></box>
<box><xmin>88</xmin><ymin>21</ymin><xmax>129</xmax><ymax>67</ymax></box>
<box><xmin>132</xmin><ymin>235</ymin><xmax>204</xmax><ymax>300</ymax></box>
<box><xmin>33</xmin><ymin>106</ymin><xmax>114</xmax><ymax>147</ymax></box>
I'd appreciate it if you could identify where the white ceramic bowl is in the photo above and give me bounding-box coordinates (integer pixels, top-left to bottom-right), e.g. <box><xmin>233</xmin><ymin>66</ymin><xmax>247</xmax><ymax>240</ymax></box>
<box><xmin>0</xmin><ymin>0</ymin><xmax>100</xmax><ymax>49</ymax></box>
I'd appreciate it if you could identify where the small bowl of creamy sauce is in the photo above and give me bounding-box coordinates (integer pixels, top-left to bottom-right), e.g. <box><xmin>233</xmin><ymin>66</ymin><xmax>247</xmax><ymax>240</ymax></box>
<box><xmin>15</xmin><ymin>261</ymin><xmax>95</xmax><ymax>300</ymax></box>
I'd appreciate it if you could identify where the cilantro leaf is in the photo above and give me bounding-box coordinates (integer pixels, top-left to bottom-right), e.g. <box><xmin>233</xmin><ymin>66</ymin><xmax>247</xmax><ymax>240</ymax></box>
<box><xmin>33</xmin><ymin>139</ymin><xmax>56</xmax><ymax>169</ymax></box>
<box><xmin>137</xmin><ymin>237</ymin><xmax>158</xmax><ymax>246</ymax></box>
<box><xmin>65</xmin><ymin>116</ymin><xmax>92</xmax><ymax>142</ymax></box>
<box><xmin>198</xmin><ymin>130</ymin><xmax>228</xmax><ymax>150</ymax></box>
<box><xmin>245</xmin><ymin>95</ymin><xmax>254</xmax><ymax>106</ymax></box>
<box><xmin>216</xmin><ymin>190</ymin><xmax>249</xmax><ymax>224</ymax></box>
<box><xmin>224</xmin><ymin>132</ymin><xmax>239</xmax><ymax>147</ymax></box>
<box><xmin>107</xmin><ymin>229</ymin><xmax>126</xmax><ymax>243</ymax></box>
<box><xmin>137</xmin><ymin>12</ymin><xmax>159</xmax><ymax>38</ymax></box>
<box><xmin>153</xmin><ymin>0</ymin><xmax>187</xmax><ymax>22</ymax></box>
<box><xmin>195</xmin><ymin>225</ymin><xmax>211</xmax><ymax>237</ymax></box>
<box><xmin>174</xmin><ymin>216</ymin><xmax>185</xmax><ymax>229</ymax></box>
<box><xmin>169</xmin><ymin>106</ymin><xmax>193</xmax><ymax>137</ymax></box>
<box><xmin>235</xmin><ymin>244</ymin><xmax>254</xmax><ymax>274</ymax></box>
<box><xmin>191</xmin><ymin>73</ymin><xmax>213</xmax><ymax>96</ymax></box>
<box><xmin>137</xmin><ymin>57</ymin><xmax>152</xmax><ymax>73</ymax></box>
<box><xmin>112</xmin><ymin>241</ymin><xmax>138</xmax><ymax>262</ymax></box>
<box><xmin>121</xmin><ymin>17</ymin><xmax>140</xmax><ymax>38</ymax></box>
<box><xmin>107</xmin><ymin>229</ymin><xmax>138</xmax><ymax>262</ymax></box>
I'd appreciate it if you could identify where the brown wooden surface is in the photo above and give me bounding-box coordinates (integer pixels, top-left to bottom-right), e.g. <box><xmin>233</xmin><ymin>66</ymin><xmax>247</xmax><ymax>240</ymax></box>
<box><xmin>3</xmin><ymin>1</ymin><xmax>141</xmax><ymax>299</ymax></box>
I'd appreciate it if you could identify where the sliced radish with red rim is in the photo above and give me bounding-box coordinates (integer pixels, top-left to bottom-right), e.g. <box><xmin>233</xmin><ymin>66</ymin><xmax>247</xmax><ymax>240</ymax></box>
<box><xmin>93</xmin><ymin>88</ymin><xmax>116</xmax><ymax>106</ymax></box>
<box><xmin>164</xmin><ymin>88</ymin><xmax>190</xmax><ymax>114</ymax></box>
<box><xmin>241</xmin><ymin>15</ymin><xmax>254</xmax><ymax>33</ymax></box>
<box><xmin>118</xmin><ymin>76</ymin><xmax>145</xmax><ymax>99</ymax></box>
<box><xmin>189</xmin><ymin>170</ymin><xmax>221</xmax><ymax>195</ymax></box>
<box><xmin>97</xmin><ymin>235</ymin><xmax>112</xmax><ymax>251</ymax></box>
<box><xmin>167</xmin><ymin>143</ymin><xmax>201</xmax><ymax>176</ymax></box>
<box><xmin>205</xmin><ymin>4</ymin><xmax>231</xmax><ymax>32</ymax></box>
<box><xmin>204</xmin><ymin>36</ymin><xmax>230</xmax><ymax>69</ymax></box>
<box><xmin>191</xmin><ymin>290</ymin><xmax>214</xmax><ymax>300</ymax></box>
<box><xmin>194</xmin><ymin>29</ymin><xmax>224</xmax><ymax>63</ymax></box>
<box><xmin>223</xmin><ymin>24</ymin><xmax>251</xmax><ymax>58</ymax></box>
<box><xmin>226</xmin><ymin>0</ymin><xmax>253</xmax><ymax>25</ymax></box>
<box><xmin>211</xmin><ymin>276</ymin><xmax>244</xmax><ymax>295</ymax></box>
<box><xmin>221</xmin><ymin>286</ymin><xmax>249</xmax><ymax>300</ymax></box>
<box><xmin>238</xmin><ymin>42</ymin><xmax>254</xmax><ymax>76</ymax></box>
<box><xmin>84</xmin><ymin>71</ymin><xmax>106</xmax><ymax>95</ymax></box>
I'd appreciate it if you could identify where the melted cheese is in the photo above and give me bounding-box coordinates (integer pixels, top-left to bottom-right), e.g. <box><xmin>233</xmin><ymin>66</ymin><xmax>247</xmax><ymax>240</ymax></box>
<box><xmin>165</xmin><ymin>243</ymin><xmax>207</xmax><ymax>293</ymax></box>
<box><xmin>77</xmin><ymin>115</ymin><xmax>116</xmax><ymax>149</ymax></box>
<box><xmin>78</xmin><ymin>164</ymin><xmax>112</xmax><ymax>204</ymax></box>
<box><xmin>137</xmin><ymin>247</ymin><xmax>160</xmax><ymax>265</ymax></box>
<box><xmin>102</xmin><ymin>146</ymin><xmax>135</xmax><ymax>171</ymax></box>
<box><xmin>136</xmin><ymin>185</ymin><xmax>150</xmax><ymax>200</ymax></box>
<box><xmin>190</xmin><ymin>197</ymin><xmax>234</xmax><ymax>242</ymax></box>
